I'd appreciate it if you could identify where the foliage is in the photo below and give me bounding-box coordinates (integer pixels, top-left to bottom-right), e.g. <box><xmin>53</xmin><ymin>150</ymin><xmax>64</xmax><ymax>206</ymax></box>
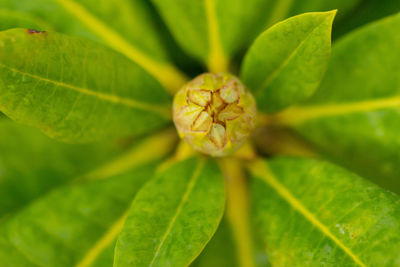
<box><xmin>0</xmin><ymin>0</ymin><xmax>400</xmax><ymax>266</ymax></box>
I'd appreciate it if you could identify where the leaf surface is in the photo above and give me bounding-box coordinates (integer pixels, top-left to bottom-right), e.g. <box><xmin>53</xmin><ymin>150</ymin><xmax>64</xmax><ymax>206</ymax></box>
<box><xmin>0</xmin><ymin>162</ymin><xmax>157</xmax><ymax>267</ymax></box>
<box><xmin>241</xmin><ymin>11</ymin><xmax>335</xmax><ymax>113</ymax></box>
<box><xmin>0</xmin><ymin>29</ymin><xmax>171</xmax><ymax>142</ymax></box>
<box><xmin>250</xmin><ymin>157</ymin><xmax>400</xmax><ymax>266</ymax></box>
<box><xmin>114</xmin><ymin>157</ymin><xmax>225</xmax><ymax>267</ymax></box>
<box><xmin>278</xmin><ymin>13</ymin><xmax>400</xmax><ymax>191</ymax></box>
<box><xmin>0</xmin><ymin>0</ymin><xmax>186</xmax><ymax>90</ymax></box>
<box><xmin>0</xmin><ymin>120</ymin><xmax>120</xmax><ymax>217</ymax></box>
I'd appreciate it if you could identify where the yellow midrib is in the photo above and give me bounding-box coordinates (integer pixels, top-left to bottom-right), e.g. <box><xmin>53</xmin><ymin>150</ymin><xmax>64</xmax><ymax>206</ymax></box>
<box><xmin>148</xmin><ymin>159</ymin><xmax>205</xmax><ymax>267</ymax></box>
<box><xmin>276</xmin><ymin>95</ymin><xmax>400</xmax><ymax>125</ymax></box>
<box><xmin>248</xmin><ymin>160</ymin><xmax>366</xmax><ymax>267</ymax></box>
<box><xmin>56</xmin><ymin>0</ymin><xmax>187</xmax><ymax>93</ymax></box>
<box><xmin>0</xmin><ymin>63</ymin><xmax>171</xmax><ymax>118</ymax></box>
<box><xmin>204</xmin><ymin>0</ymin><xmax>229</xmax><ymax>72</ymax></box>
<box><xmin>75</xmin><ymin>212</ymin><xmax>128</xmax><ymax>267</ymax></box>
<box><xmin>220</xmin><ymin>158</ymin><xmax>255</xmax><ymax>267</ymax></box>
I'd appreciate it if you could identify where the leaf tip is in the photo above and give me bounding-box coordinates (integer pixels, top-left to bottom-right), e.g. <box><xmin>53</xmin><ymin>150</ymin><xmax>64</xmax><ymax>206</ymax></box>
<box><xmin>326</xmin><ymin>9</ymin><xmax>338</xmax><ymax>21</ymax></box>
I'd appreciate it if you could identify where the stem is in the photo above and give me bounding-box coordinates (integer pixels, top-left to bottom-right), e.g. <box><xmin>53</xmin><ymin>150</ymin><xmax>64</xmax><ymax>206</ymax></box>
<box><xmin>219</xmin><ymin>158</ymin><xmax>256</xmax><ymax>267</ymax></box>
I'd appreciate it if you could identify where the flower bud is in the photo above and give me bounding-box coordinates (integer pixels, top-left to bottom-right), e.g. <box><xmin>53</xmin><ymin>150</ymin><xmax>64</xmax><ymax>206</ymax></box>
<box><xmin>173</xmin><ymin>73</ymin><xmax>256</xmax><ymax>157</ymax></box>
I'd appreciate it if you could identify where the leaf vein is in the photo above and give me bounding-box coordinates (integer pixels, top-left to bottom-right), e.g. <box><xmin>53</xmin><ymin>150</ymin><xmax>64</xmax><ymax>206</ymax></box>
<box><xmin>277</xmin><ymin>96</ymin><xmax>400</xmax><ymax>124</ymax></box>
<box><xmin>55</xmin><ymin>0</ymin><xmax>186</xmax><ymax>92</ymax></box>
<box><xmin>0</xmin><ymin>63</ymin><xmax>171</xmax><ymax>118</ymax></box>
<box><xmin>255</xmin><ymin>17</ymin><xmax>329</xmax><ymax>95</ymax></box>
<box><xmin>148</xmin><ymin>158</ymin><xmax>205</xmax><ymax>267</ymax></box>
<box><xmin>249</xmin><ymin>160</ymin><xmax>367</xmax><ymax>267</ymax></box>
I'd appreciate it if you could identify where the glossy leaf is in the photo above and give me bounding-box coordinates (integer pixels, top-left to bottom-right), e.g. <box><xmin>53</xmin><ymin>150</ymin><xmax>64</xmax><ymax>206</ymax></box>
<box><xmin>277</xmin><ymin>13</ymin><xmax>400</xmax><ymax>192</ymax></box>
<box><xmin>250</xmin><ymin>157</ymin><xmax>400</xmax><ymax>266</ymax></box>
<box><xmin>0</xmin><ymin>0</ymin><xmax>186</xmax><ymax>91</ymax></box>
<box><xmin>151</xmin><ymin>0</ymin><xmax>278</xmax><ymax>71</ymax></box>
<box><xmin>0</xmin><ymin>162</ymin><xmax>157</xmax><ymax>267</ymax></box>
<box><xmin>241</xmin><ymin>11</ymin><xmax>335</xmax><ymax>113</ymax></box>
<box><xmin>114</xmin><ymin>157</ymin><xmax>225</xmax><ymax>267</ymax></box>
<box><xmin>0</xmin><ymin>120</ymin><xmax>120</xmax><ymax>217</ymax></box>
<box><xmin>0</xmin><ymin>29</ymin><xmax>171</xmax><ymax>142</ymax></box>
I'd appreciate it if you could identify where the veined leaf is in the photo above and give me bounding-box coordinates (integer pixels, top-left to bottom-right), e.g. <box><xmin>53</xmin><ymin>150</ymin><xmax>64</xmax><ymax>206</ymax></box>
<box><xmin>0</xmin><ymin>8</ymin><xmax>53</xmax><ymax>31</ymax></box>
<box><xmin>0</xmin><ymin>161</ymin><xmax>158</xmax><ymax>267</ymax></box>
<box><xmin>249</xmin><ymin>157</ymin><xmax>400</xmax><ymax>266</ymax></box>
<box><xmin>0</xmin><ymin>0</ymin><xmax>186</xmax><ymax>91</ymax></box>
<box><xmin>277</xmin><ymin>13</ymin><xmax>400</xmax><ymax>192</ymax></box>
<box><xmin>0</xmin><ymin>29</ymin><xmax>171</xmax><ymax>142</ymax></box>
<box><xmin>114</xmin><ymin>157</ymin><xmax>225</xmax><ymax>267</ymax></box>
<box><xmin>0</xmin><ymin>120</ymin><xmax>120</xmax><ymax>217</ymax></box>
<box><xmin>151</xmin><ymin>0</ymin><xmax>277</xmax><ymax>72</ymax></box>
<box><xmin>241</xmin><ymin>11</ymin><xmax>335</xmax><ymax>113</ymax></box>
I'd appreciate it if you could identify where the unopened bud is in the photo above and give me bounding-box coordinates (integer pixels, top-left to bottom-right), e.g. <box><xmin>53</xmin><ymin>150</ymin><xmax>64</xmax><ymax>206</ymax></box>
<box><xmin>173</xmin><ymin>73</ymin><xmax>256</xmax><ymax>157</ymax></box>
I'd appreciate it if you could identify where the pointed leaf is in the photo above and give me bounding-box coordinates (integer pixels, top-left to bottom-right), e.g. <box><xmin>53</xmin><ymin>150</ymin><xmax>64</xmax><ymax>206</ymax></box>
<box><xmin>0</xmin><ymin>29</ymin><xmax>171</xmax><ymax>142</ymax></box>
<box><xmin>241</xmin><ymin>11</ymin><xmax>335</xmax><ymax>113</ymax></box>
<box><xmin>250</xmin><ymin>157</ymin><xmax>400</xmax><ymax>266</ymax></box>
<box><xmin>0</xmin><ymin>120</ymin><xmax>120</xmax><ymax>217</ymax></box>
<box><xmin>0</xmin><ymin>162</ymin><xmax>157</xmax><ymax>267</ymax></box>
<box><xmin>278</xmin><ymin>13</ymin><xmax>400</xmax><ymax>191</ymax></box>
<box><xmin>0</xmin><ymin>0</ymin><xmax>185</xmax><ymax>90</ymax></box>
<box><xmin>114</xmin><ymin>157</ymin><xmax>225</xmax><ymax>267</ymax></box>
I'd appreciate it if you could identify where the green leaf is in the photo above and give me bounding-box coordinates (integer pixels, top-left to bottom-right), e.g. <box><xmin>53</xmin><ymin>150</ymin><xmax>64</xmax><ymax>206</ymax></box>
<box><xmin>0</xmin><ymin>0</ymin><xmax>186</xmax><ymax>91</ymax></box>
<box><xmin>0</xmin><ymin>161</ymin><xmax>157</xmax><ymax>267</ymax></box>
<box><xmin>0</xmin><ymin>29</ymin><xmax>171</xmax><ymax>142</ymax></box>
<box><xmin>0</xmin><ymin>120</ymin><xmax>120</xmax><ymax>217</ymax></box>
<box><xmin>277</xmin><ymin>13</ymin><xmax>400</xmax><ymax>192</ymax></box>
<box><xmin>249</xmin><ymin>157</ymin><xmax>400</xmax><ymax>266</ymax></box>
<box><xmin>151</xmin><ymin>0</ymin><xmax>277</xmax><ymax>72</ymax></box>
<box><xmin>114</xmin><ymin>157</ymin><xmax>225</xmax><ymax>267</ymax></box>
<box><xmin>241</xmin><ymin>11</ymin><xmax>335</xmax><ymax>113</ymax></box>
<box><xmin>0</xmin><ymin>8</ymin><xmax>53</xmax><ymax>31</ymax></box>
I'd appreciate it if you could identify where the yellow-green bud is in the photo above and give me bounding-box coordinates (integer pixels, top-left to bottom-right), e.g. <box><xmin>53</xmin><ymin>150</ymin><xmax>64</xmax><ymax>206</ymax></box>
<box><xmin>173</xmin><ymin>73</ymin><xmax>257</xmax><ymax>157</ymax></box>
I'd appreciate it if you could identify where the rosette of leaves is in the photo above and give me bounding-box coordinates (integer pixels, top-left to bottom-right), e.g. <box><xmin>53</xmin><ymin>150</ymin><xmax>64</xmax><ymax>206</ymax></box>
<box><xmin>1</xmin><ymin>0</ymin><xmax>400</xmax><ymax>266</ymax></box>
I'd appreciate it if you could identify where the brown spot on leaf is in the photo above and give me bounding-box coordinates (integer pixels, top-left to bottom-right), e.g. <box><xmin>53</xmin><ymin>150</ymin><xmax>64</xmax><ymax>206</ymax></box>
<box><xmin>26</xmin><ymin>29</ymin><xmax>46</xmax><ymax>34</ymax></box>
